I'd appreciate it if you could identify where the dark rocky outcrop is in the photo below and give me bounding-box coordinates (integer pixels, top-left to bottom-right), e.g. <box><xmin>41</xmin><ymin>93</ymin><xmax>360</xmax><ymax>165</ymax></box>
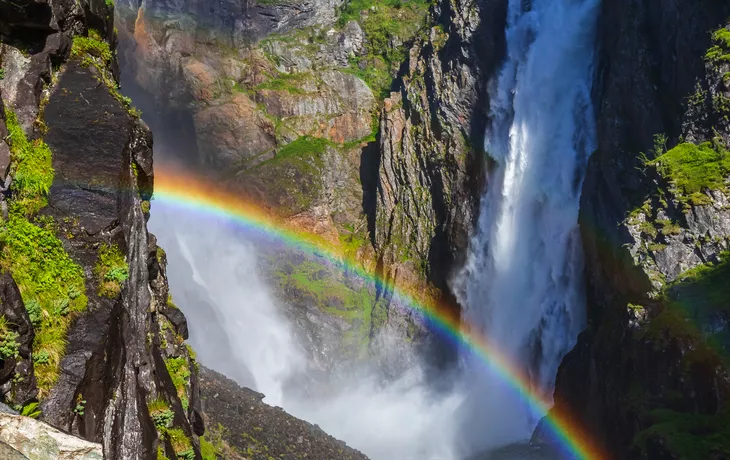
<box><xmin>551</xmin><ymin>1</ymin><xmax>730</xmax><ymax>458</ymax></box>
<box><xmin>198</xmin><ymin>366</ymin><xmax>368</xmax><ymax>460</ymax></box>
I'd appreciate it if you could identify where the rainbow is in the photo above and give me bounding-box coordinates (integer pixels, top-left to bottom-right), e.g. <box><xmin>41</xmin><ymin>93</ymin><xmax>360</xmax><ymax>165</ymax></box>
<box><xmin>154</xmin><ymin>167</ymin><xmax>606</xmax><ymax>460</ymax></box>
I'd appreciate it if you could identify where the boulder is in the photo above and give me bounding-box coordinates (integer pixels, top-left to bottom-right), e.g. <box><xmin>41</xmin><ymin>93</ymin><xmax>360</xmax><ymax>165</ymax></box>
<box><xmin>0</xmin><ymin>412</ymin><xmax>103</xmax><ymax>460</ymax></box>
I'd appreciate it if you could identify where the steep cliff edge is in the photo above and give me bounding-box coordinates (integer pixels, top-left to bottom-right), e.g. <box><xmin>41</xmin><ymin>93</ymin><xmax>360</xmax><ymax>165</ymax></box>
<box><xmin>552</xmin><ymin>1</ymin><xmax>730</xmax><ymax>458</ymax></box>
<box><xmin>0</xmin><ymin>2</ymin><xmax>205</xmax><ymax>458</ymax></box>
<box><xmin>0</xmin><ymin>2</ymin><xmax>367</xmax><ymax>459</ymax></box>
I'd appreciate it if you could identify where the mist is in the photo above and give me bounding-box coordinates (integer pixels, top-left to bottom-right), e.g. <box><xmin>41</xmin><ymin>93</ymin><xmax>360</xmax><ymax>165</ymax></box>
<box><xmin>148</xmin><ymin>197</ymin><xmax>463</xmax><ymax>460</ymax></box>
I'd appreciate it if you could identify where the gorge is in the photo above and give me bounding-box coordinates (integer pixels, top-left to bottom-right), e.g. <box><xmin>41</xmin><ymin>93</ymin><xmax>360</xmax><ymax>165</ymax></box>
<box><xmin>0</xmin><ymin>0</ymin><xmax>730</xmax><ymax>459</ymax></box>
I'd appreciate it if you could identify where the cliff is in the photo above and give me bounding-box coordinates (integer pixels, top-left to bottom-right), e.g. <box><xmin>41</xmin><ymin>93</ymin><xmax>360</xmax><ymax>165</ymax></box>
<box><xmin>0</xmin><ymin>1</ymin><xmax>368</xmax><ymax>459</ymax></box>
<box><xmin>552</xmin><ymin>1</ymin><xmax>730</xmax><ymax>458</ymax></box>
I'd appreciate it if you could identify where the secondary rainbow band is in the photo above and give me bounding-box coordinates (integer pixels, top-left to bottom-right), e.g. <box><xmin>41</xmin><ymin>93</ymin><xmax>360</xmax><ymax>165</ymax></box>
<box><xmin>154</xmin><ymin>167</ymin><xmax>606</xmax><ymax>460</ymax></box>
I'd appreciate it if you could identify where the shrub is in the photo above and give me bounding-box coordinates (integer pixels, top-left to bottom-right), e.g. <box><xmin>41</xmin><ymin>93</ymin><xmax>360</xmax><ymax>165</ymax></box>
<box><xmin>148</xmin><ymin>398</ymin><xmax>174</xmax><ymax>431</ymax></box>
<box><xmin>649</xmin><ymin>141</ymin><xmax>730</xmax><ymax>206</ymax></box>
<box><xmin>0</xmin><ymin>316</ymin><xmax>20</xmax><ymax>360</ymax></box>
<box><xmin>165</xmin><ymin>356</ymin><xmax>191</xmax><ymax>412</ymax></box>
<box><xmin>20</xmin><ymin>401</ymin><xmax>42</xmax><ymax>418</ymax></box>
<box><xmin>166</xmin><ymin>428</ymin><xmax>192</xmax><ymax>455</ymax></box>
<box><xmin>3</xmin><ymin>109</ymin><xmax>53</xmax><ymax>215</ymax></box>
<box><xmin>94</xmin><ymin>243</ymin><xmax>129</xmax><ymax>297</ymax></box>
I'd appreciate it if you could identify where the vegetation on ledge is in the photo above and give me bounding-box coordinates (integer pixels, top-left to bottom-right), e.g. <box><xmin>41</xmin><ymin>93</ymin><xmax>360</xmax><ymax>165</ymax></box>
<box><xmin>3</xmin><ymin>109</ymin><xmax>53</xmax><ymax>216</ymax></box>
<box><xmin>1</xmin><ymin>108</ymin><xmax>88</xmax><ymax>396</ymax></box>
<box><xmin>71</xmin><ymin>29</ymin><xmax>140</xmax><ymax>117</ymax></box>
<box><xmin>649</xmin><ymin>140</ymin><xmax>730</xmax><ymax>206</ymax></box>
<box><xmin>634</xmin><ymin>253</ymin><xmax>730</xmax><ymax>457</ymax></box>
<box><xmin>94</xmin><ymin>243</ymin><xmax>129</xmax><ymax>298</ymax></box>
<box><xmin>340</xmin><ymin>0</ymin><xmax>432</xmax><ymax>99</ymax></box>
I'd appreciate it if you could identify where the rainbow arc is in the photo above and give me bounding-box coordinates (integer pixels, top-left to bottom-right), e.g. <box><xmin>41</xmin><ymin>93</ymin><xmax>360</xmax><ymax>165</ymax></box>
<box><xmin>154</xmin><ymin>167</ymin><xmax>606</xmax><ymax>460</ymax></box>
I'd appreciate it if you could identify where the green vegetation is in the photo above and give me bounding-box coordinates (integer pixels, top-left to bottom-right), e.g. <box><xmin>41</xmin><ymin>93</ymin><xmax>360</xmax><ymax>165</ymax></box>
<box><xmin>255</xmin><ymin>72</ymin><xmax>309</xmax><ymax>94</ymax></box>
<box><xmin>165</xmin><ymin>356</ymin><xmax>191</xmax><ymax>412</ymax></box>
<box><xmin>0</xmin><ymin>316</ymin><xmax>20</xmax><ymax>360</ymax></box>
<box><xmin>275</xmin><ymin>136</ymin><xmax>330</xmax><ymax>160</ymax></box>
<box><xmin>148</xmin><ymin>398</ymin><xmax>174</xmax><ymax>431</ymax></box>
<box><xmin>649</xmin><ymin>141</ymin><xmax>730</xmax><ymax>206</ymax></box>
<box><xmin>141</xmin><ymin>200</ymin><xmax>151</xmax><ymax>213</ymax></box>
<box><xmin>632</xmin><ymin>253</ymin><xmax>730</xmax><ymax>457</ymax></box>
<box><xmin>635</xmin><ymin>409</ymin><xmax>730</xmax><ymax>459</ymax></box>
<box><xmin>0</xmin><ymin>69</ymin><xmax>5</xmax><ymax>80</ymax></box>
<box><xmin>166</xmin><ymin>428</ymin><xmax>193</xmax><ymax>458</ymax></box>
<box><xmin>272</xmin><ymin>258</ymin><xmax>382</xmax><ymax>354</ymax></box>
<box><xmin>71</xmin><ymin>29</ymin><xmax>141</xmax><ymax>117</ymax></box>
<box><xmin>3</xmin><ymin>109</ymin><xmax>53</xmax><ymax>216</ymax></box>
<box><xmin>339</xmin><ymin>0</ymin><xmax>432</xmax><ymax>99</ymax></box>
<box><xmin>705</xmin><ymin>27</ymin><xmax>730</xmax><ymax>65</ymax></box>
<box><xmin>71</xmin><ymin>30</ymin><xmax>113</xmax><ymax>65</ymax></box>
<box><xmin>199</xmin><ymin>435</ymin><xmax>219</xmax><ymax>460</ymax></box>
<box><xmin>157</xmin><ymin>447</ymin><xmax>169</xmax><ymax>460</ymax></box>
<box><xmin>73</xmin><ymin>394</ymin><xmax>86</xmax><ymax>416</ymax></box>
<box><xmin>20</xmin><ymin>401</ymin><xmax>42</xmax><ymax>419</ymax></box>
<box><xmin>2</xmin><ymin>108</ymin><xmax>88</xmax><ymax>396</ymax></box>
<box><xmin>94</xmin><ymin>243</ymin><xmax>129</xmax><ymax>297</ymax></box>
<box><xmin>1</xmin><ymin>215</ymin><xmax>88</xmax><ymax>395</ymax></box>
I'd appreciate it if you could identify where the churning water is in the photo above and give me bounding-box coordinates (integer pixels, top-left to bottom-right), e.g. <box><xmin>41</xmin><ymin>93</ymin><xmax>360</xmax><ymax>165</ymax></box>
<box><xmin>455</xmin><ymin>0</ymin><xmax>600</xmax><ymax>455</ymax></box>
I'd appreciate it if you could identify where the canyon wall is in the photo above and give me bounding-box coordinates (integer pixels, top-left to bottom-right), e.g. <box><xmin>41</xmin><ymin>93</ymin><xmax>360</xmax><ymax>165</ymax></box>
<box><xmin>0</xmin><ymin>1</ymin><xmax>369</xmax><ymax>458</ymax></box>
<box><xmin>552</xmin><ymin>1</ymin><xmax>730</xmax><ymax>458</ymax></box>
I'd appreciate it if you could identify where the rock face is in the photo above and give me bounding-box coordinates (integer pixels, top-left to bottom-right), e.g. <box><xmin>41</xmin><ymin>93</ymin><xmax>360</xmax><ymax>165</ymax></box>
<box><xmin>113</xmin><ymin>0</ymin><xmax>508</xmax><ymax>377</ymax></box>
<box><xmin>0</xmin><ymin>412</ymin><xmax>102</xmax><ymax>460</ymax></box>
<box><xmin>373</xmin><ymin>0</ymin><xmax>507</xmax><ymax>296</ymax></box>
<box><xmin>551</xmin><ymin>1</ymin><xmax>730</xmax><ymax>458</ymax></box>
<box><xmin>1</xmin><ymin>1</ymin><xmax>207</xmax><ymax>459</ymax></box>
<box><xmin>198</xmin><ymin>366</ymin><xmax>369</xmax><ymax>460</ymax></box>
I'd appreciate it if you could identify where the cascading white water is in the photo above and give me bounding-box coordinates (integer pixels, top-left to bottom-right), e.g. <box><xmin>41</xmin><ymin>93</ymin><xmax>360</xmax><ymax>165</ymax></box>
<box><xmin>151</xmin><ymin>203</ymin><xmax>305</xmax><ymax>406</ymax></box>
<box><xmin>456</xmin><ymin>0</ymin><xmax>600</xmax><ymax>454</ymax></box>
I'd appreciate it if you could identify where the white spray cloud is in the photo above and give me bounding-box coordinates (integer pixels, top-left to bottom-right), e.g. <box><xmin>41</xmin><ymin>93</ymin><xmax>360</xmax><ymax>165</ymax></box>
<box><xmin>149</xmin><ymin>201</ymin><xmax>462</xmax><ymax>459</ymax></box>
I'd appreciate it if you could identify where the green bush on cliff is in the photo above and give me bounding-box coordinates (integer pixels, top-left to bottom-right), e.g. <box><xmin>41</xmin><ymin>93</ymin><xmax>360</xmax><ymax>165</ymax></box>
<box><xmin>165</xmin><ymin>428</ymin><xmax>193</xmax><ymax>457</ymax></box>
<box><xmin>649</xmin><ymin>141</ymin><xmax>730</xmax><ymax>206</ymax></box>
<box><xmin>71</xmin><ymin>30</ymin><xmax>112</xmax><ymax>65</ymax></box>
<box><xmin>340</xmin><ymin>0</ymin><xmax>431</xmax><ymax>99</ymax></box>
<box><xmin>1</xmin><ymin>216</ymin><xmax>88</xmax><ymax>395</ymax></box>
<box><xmin>71</xmin><ymin>29</ymin><xmax>141</xmax><ymax>118</ymax></box>
<box><xmin>94</xmin><ymin>243</ymin><xmax>129</xmax><ymax>297</ymax></box>
<box><xmin>0</xmin><ymin>316</ymin><xmax>20</xmax><ymax>360</ymax></box>
<box><xmin>165</xmin><ymin>356</ymin><xmax>191</xmax><ymax>411</ymax></box>
<box><xmin>706</xmin><ymin>27</ymin><xmax>730</xmax><ymax>65</ymax></box>
<box><xmin>148</xmin><ymin>398</ymin><xmax>174</xmax><ymax>431</ymax></box>
<box><xmin>3</xmin><ymin>109</ymin><xmax>53</xmax><ymax>215</ymax></box>
<box><xmin>276</xmin><ymin>136</ymin><xmax>330</xmax><ymax>160</ymax></box>
<box><xmin>1</xmin><ymin>108</ymin><xmax>88</xmax><ymax>396</ymax></box>
<box><xmin>635</xmin><ymin>409</ymin><xmax>730</xmax><ymax>459</ymax></box>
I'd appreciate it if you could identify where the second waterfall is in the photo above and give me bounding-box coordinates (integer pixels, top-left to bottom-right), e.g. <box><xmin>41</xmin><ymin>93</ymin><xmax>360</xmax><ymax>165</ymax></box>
<box><xmin>456</xmin><ymin>0</ymin><xmax>601</xmax><ymax>455</ymax></box>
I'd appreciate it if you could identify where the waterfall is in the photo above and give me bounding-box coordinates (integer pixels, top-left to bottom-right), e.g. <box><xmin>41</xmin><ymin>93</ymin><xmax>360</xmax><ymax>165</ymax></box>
<box><xmin>456</xmin><ymin>0</ymin><xmax>600</xmax><ymax>454</ymax></box>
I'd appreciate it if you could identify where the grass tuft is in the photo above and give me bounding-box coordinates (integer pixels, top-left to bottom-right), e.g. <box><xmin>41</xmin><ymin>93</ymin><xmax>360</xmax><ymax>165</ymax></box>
<box><xmin>94</xmin><ymin>243</ymin><xmax>129</xmax><ymax>297</ymax></box>
<box><xmin>3</xmin><ymin>109</ymin><xmax>53</xmax><ymax>216</ymax></box>
<box><xmin>649</xmin><ymin>141</ymin><xmax>730</xmax><ymax>206</ymax></box>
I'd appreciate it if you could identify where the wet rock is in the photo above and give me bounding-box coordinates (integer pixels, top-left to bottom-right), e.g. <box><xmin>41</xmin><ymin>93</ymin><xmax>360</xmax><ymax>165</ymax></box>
<box><xmin>0</xmin><ymin>273</ymin><xmax>37</xmax><ymax>406</ymax></box>
<box><xmin>161</xmin><ymin>306</ymin><xmax>189</xmax><ymax>341</ymax></box>
<box><xmin>553</xmin><ymin>1</ymin><xmax>730</xmax><ymax>458</ymax></box>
